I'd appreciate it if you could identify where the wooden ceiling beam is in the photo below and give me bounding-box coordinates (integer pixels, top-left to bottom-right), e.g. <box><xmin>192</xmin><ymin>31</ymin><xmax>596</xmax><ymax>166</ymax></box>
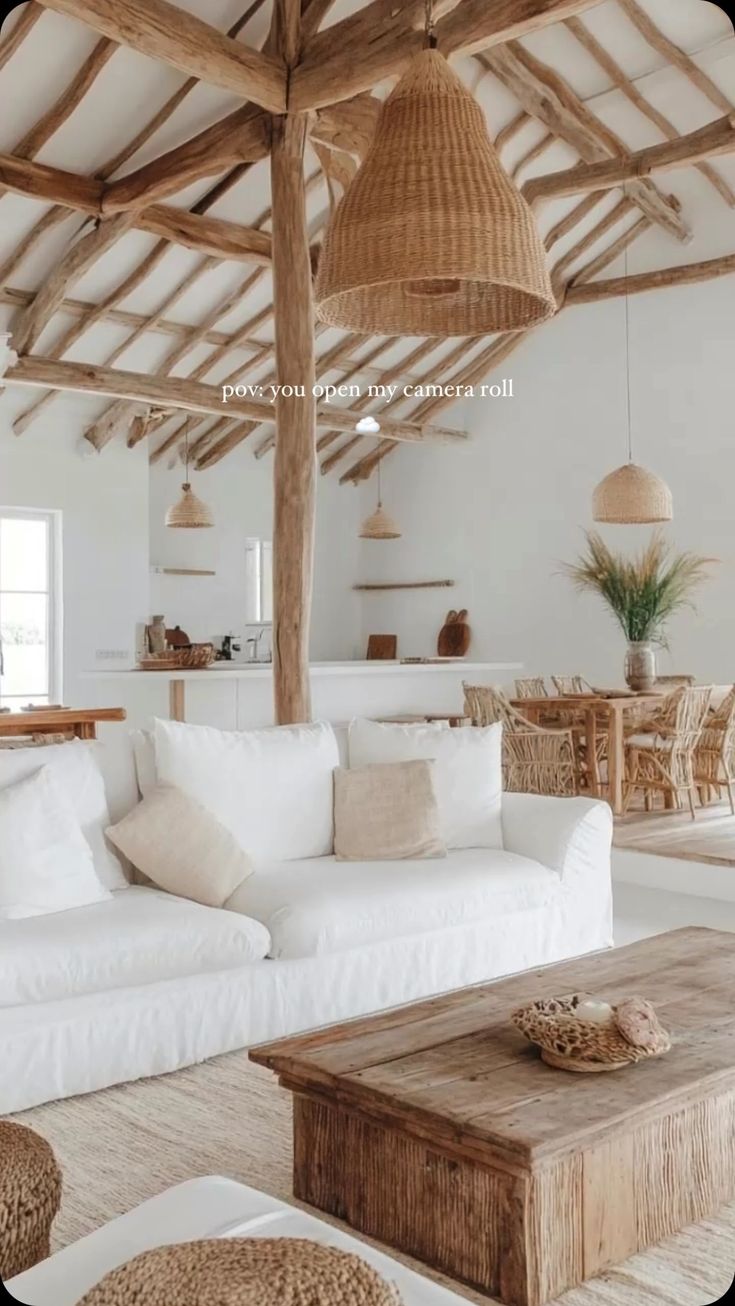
<box><xmin>290</xmin><ymin>0</ymin><xmax>601</xmax><ymax>111</ymax></box>
<box><xmin>35</xmin><ymin>0</ymin><xmax>287</xmax><ymax>112</ymax></box>
<box><xmin>0</xmin><ymin>3</ymin><xmax>266</xmax><ymax>288</ymax></box>
<box><xmin>101</xmin><ymin>107</ymin><xmax>272</xmax><ymax>212</ymax></box>
<box><xmin>0</xmin><ymin>3</ymin><xmax>43</xmax><ymax>73</ymax></box>
<box><xmin>525</xmin><ymin>114</ymin><xmax>735</xmax><ymax>202</ymax></box>
<box><xmin>3</xmin><ymin>357</ymin><xmax>468</xmax><ymax>448</ymax></box>
<box><xmin>482</xmin><ymin>44</ymin><xmax>691</xmax><ymax>242</ymax></box>
<box><xmin>10</xmin><ymin>212</ymin><xmax>137</xmax><ymax>355</ymax></box>
<box><xmin>566</xmin><ymin>252</ymin><xmax>735</xmax><ymax>304</ymax></box>
<box><xmin>0</xmin><ymin>152</ymin><xmax>273</xmax><ymax>264</ymax></box>
<box><xmin>564</xmin><ymin>14</ymin><xmax>735</xmax><ymax>208</ymax></box>
<box><xmin>618</xmin><ymin>0</ymin><xmax>735</xmax><ymax>119</ymax></box>
<box><xmin>0</xmin><ymin>285</ymin><xmax>266</xmax><ymax>350</ymax></box>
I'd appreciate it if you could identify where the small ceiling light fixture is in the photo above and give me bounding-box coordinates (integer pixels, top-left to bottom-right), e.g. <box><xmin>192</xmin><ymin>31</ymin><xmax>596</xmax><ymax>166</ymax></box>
<box><xmin>359</xmin><ymin>463</ymin><xmax>401</xmax><ymax>540</ymax></box>
<box><xmin>593</xmin><ymin>238</ymin><xmax>672</xmax><ymax>524</ymax></box>
<box><xmin>165</xmin><ymin>419</ymin><xmax>214</xmax><ymax>529</ymax></box>
<box><xmin>315</xmin><ymin>2</ymin><xmax>556</xmax><ymax>337</ymax></box>
<box><xmin>356</xmin><ymin>415</ymin><xmax>381</xmax><ymax>434</ymax></box>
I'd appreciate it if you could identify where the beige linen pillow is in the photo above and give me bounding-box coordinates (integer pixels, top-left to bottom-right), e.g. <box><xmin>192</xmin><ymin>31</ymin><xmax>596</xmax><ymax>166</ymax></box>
<box><xmin>334</xmin><ymin>760</ymin><xmax>446</xmax><ymax>861</ymax></box>
<box><xmin>106</xmin><ymin>785</ymin><xmax>253</xmax><ymax>908</ymax></box>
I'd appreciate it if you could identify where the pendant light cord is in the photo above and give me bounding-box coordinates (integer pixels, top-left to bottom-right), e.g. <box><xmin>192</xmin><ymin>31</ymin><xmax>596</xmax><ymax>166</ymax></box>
<box><xmin>183</xmin><ymin>418</ymin><xmax>190</xmax><ymax>481</ymax></box>
<box><xmin>424</xmin><ymin>0</ymin><xmax>437</xmax><ymax>48</ymax></box>
<box><xmin>624</xmin><ymin>236</ymin><xmax>633</xmax><ymax>465</ymax></box>
<box><xmin>377</xmin><ymin>459</ymin><xmax>382</xmax><ymax>508</ymax></box>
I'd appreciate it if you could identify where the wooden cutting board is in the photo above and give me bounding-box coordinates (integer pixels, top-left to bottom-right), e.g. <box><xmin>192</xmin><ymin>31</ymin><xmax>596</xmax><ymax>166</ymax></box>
<box><xmin>437</xmin><ymin>609</ymin><xmax>470</xmax><ymax>658</ymax></box>
<box><xmin>366</xmin><ymin>634</ymin><xmax>398</xmax><ymax>660</ymax></box>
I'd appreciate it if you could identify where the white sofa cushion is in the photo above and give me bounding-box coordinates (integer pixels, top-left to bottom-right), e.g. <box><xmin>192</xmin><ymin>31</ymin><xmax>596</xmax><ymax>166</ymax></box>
<box><xmin>0</xmin><ymin>886</ymin><xmax>271</xmax><ymax>1007</ymax></box>
<box><xmin>153</xmin><ymin>719</ymin><xmax>340</xmax><ymax>867</ymax></box>
<box><xmin>227</xmin><ymin>849</ymin><xmax>559</xmax><ymax>959</ymax></box>
<box><xmin>106</xmin><ymin>785</ymin><xmax>254</xmax><ymax>908</ymax></box>
<box><xmin>348</xmin><ymin>718</ymin><xmax>503</xmax><ymax>849</ymax></box>
<box><xmin>0</xmin><ymin>739</ymin><xmax>126</xmax><ymax>889</ymax></box>
<box><xmin>0</xmin><ymin>767</ymin><xmax>111</xmax><ymax>921</ymax></box>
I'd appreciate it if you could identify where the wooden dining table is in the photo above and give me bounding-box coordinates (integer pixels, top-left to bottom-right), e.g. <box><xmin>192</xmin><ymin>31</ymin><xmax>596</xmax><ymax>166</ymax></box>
<box><xmin>509</xmin><ymin>692</ymin><xmax>667</xmax><ymax>815</ymax></box>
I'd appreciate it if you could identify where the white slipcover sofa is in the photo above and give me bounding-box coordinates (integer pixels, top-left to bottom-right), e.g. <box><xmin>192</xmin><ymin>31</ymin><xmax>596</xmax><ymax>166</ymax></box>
<box><xmin>0</xmin><ymin>720</ymin><xmax>613</xmax><ymax>1115</ymax></box>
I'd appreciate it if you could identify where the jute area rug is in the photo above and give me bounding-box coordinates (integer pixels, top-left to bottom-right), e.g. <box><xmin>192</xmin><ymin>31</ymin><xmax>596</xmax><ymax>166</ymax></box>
<box><xmin>15</xmin><ymin>1052</ymin><xmax>734</xmax><ymax>1306</ymax></box>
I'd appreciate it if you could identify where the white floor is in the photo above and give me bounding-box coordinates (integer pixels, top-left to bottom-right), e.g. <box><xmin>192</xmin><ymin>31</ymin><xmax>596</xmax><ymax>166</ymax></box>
<box><xmin>613</xmin><ymin>878</ymin><xmax>735</xmax><ymax>945</ymax></box>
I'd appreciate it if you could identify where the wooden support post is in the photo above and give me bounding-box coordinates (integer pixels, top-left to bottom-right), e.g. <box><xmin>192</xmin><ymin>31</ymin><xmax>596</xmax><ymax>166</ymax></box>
<box><xmin>270</xmin><ymin>105</ymin><xmax>316</xmax><ymax>724</ymax></box>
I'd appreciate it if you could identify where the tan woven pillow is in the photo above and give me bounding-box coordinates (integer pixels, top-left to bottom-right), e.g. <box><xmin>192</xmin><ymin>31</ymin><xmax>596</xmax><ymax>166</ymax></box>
<box><xmin>334</xmin><ymin>760</ymin><xmax>446</xmax><ymax>861</ymax></box>
<box><xmin>106</xmin><ymin>785</ymin><xmax>253</xmax><ymax>908</ymax></box>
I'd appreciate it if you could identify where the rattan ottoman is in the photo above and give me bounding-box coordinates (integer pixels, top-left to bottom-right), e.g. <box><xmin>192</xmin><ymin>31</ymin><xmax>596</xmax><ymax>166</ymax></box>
<box><xmin>0</xmin><ymin>1122</ymin><xmax>62</xmax><ymax>1282</ymax></box>
<box><xmin>78</xmin><ymin>1239</ymin><xmax>401</xmax><ymax>1305</ymax></box>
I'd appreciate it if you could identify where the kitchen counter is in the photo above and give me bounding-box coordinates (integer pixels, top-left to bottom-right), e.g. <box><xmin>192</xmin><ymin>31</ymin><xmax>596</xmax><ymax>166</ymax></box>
<box><xmin>83</xmin><ymin>660</ymin><xmax>522</xmax><ymax>723</ymax></box>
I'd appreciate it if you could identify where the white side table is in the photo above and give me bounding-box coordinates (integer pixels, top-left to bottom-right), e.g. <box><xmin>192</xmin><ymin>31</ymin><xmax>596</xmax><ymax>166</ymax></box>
<box><xmin>9</xmin><ymin>1176</ymin><xmax>469</xmax><ymax>1305</ymax></box>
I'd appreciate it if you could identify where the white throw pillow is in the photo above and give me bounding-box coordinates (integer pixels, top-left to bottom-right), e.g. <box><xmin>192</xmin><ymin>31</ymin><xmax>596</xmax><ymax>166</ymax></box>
<box><xmin>348</xmin><ymin>717</ymin><xmax>503</xmax><ymax>849</ymax></box>
<box><xmin>107</xmin><ymin>785</ymin><xmax>254</xmax><ymax>908</ymax></box>
<box><xmin>0</xmin><ymin>767</ymin><xmax>111</xmax><ymax>920</ymax></box>
<box><xmin>153</xmin><ymin>718</ymin><xmax>340</xmax><ymax>867</ymax></box>
<box><xmin>0</xmin><ymin>739</ymin><xmax>126</xmax><ymax>888</ymax></box>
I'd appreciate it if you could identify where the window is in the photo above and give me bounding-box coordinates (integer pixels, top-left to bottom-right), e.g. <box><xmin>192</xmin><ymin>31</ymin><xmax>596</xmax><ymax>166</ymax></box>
<box><xmin>0</xmin><ymin>510</ymin><xmax>61</xmax><ymax>709</ymax></box>
<box><xmin>244</xmin><ymin>538</ymin><xmax>273</xmax><ymax>625</ymax></box>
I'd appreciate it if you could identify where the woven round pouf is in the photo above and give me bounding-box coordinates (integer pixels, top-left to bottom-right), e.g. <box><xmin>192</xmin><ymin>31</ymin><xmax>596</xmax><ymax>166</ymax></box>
<box><xmin>78</xmin><ymin>1239</ymin><xmax>403</xmax><ymax>1305</ymax></box>
<box><xmin>0</xmin><ymin>1122</ymin><xmax>62</xmax><ymax>1281</ymax></box>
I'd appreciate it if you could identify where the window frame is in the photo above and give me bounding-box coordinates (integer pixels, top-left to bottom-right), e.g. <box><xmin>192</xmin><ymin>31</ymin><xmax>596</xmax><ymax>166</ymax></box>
<box><xmin>0</xmin><ymin>507</ymin><xmax>62</xmax><ymax>709</ymax></box>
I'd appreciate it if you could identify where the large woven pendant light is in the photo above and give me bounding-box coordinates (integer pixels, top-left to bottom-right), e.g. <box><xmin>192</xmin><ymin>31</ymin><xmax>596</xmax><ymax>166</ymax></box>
<box><xmin>315</xmin><ymin>5</ymin><xmax>556</xmax><ymax>337</ymax></box>
<box><xmin>359</xmin><ymin>464</ymin><xmax>401</xmax><ymax>540</ymax></box>
<box><xmin>593</xmin><ymin>240</ymin><xmax>672</xmax><ymax>524</ymax></box>
<box><xmin>166</xmin><ymin>419</ymin><xmax>214</xmax><ymax>529</ymax></box>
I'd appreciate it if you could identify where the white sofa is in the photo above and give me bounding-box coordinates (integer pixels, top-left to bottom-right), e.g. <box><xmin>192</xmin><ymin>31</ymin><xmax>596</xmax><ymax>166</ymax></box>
<box><xmin>0</xmin><ymin>721</ymin><xmax>613</xmax><ymax>1116</ymax></box>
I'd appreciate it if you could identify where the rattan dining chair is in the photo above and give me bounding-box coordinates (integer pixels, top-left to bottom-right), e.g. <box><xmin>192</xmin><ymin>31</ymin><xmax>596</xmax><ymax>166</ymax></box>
<box><xmin>623</xmin><ymin>686</ymin><xmax>713</xmax><ymax>820</ymax></box>
<box><xmin>551</xmin><ymin>676</ymin><xmax>592</xmax><ymax>695</ymax></box>
<box><xmin>514</xmin><ymin>677</ymin><xmax>548</xmax><ymax>699</ymax></box>
<box><xmin>693</xmin><ymin>685</ymin><xmax>735</xmax><ymax>815</ymax></box>
<box><xmin>464</xmin><ymin>683</ymin><xmax>577</xmax><ymax>797</ymax></box>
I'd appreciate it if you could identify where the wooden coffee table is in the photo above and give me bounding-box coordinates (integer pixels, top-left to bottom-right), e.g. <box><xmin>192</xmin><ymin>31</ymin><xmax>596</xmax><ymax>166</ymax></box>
<box><xmin>252</xmin><ymin>928</ymin><xmax>735</xmax><ymax>1306</ymax></box>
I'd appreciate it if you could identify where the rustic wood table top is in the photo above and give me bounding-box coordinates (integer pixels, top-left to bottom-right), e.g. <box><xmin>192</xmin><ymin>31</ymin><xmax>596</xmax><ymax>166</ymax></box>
<box><xmin>252</xmin><ymin>928</ymin><xmax>735</xmax><ymax>1170</ymax></box>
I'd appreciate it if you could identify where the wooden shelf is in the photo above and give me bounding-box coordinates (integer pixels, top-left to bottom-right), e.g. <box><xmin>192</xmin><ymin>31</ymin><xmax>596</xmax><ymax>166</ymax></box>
<box><xmin>353</xmin><ymin>580</ymin><xmax>455</xmax><ymax>592</ymax></box>
<box><xmin>151</xmin><ymin>566</ymin><xmax>216</xmax><ymax>576</ymax></box>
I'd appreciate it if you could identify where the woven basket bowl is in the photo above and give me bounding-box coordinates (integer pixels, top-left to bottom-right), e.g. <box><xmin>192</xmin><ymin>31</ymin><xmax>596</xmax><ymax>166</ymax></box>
<box><xmin>512</xmin><ymin>993</ymin><xmax>671</xmax><ymax>1073</ymax></box>
<box><xmin>316</xmin><ymin>50</ymin><xmax>556</xmax><ymax>336</ymax></box>
<box><xmin>77</xmin><ymin>1239</ymin><xmax>403</xmax><ymax>1306</ymax></box>
<box><xmin>170</xmin><ymin>643</ymin><xmax>216</xmax><ymax>669</ymax></box>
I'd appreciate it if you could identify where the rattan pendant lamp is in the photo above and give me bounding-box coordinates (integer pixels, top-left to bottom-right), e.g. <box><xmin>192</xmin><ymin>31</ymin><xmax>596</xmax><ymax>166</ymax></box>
<box><xmin>166</xmin><ymin>419</ymin><xmax>214</xmax><ymax>529</ymax></box>
<box><xmin>592</xmin><ymin>240</ymin><xmax>673</xmax><ymax>524</ymax></box>
<box><xmin>359</xmin><ymin>463</ymin><xmax>402</xmax><ymax>539</ymax></box>
<box><xmin>315</xmin><ymin>3</ymin><xmax>556</xmax><ymax>337</ymax></box>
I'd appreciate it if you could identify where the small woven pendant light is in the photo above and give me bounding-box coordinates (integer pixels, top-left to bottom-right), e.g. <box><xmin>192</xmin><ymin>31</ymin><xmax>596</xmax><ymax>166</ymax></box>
<box><xmin>359</xmin><ymin>464</ymin><xmax>401</xmax><ymax>539</ymax></box>
<box><xmin>315</xmin><ymin>4</ymin><xmax>556</xmax><ymax>337</ymax></box>
<box><xmin>166</xmin><ymin>420</ymin><xmax>214</xmax><ymax>529</ymax></box>
<box><xmin>593</xmin><ymin>240</ymin><xmax>673</xmax><ymax>524</ymax></box>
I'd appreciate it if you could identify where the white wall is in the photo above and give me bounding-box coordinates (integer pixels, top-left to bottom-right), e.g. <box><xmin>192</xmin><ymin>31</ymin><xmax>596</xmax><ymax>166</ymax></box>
<box><xmin>359</xmin><ymin>274</ymin><xmax>735</xmax><ymax>686</ymax></box>
<box><xmin>149</xmin><ymin>439</ymin><xmax>363</xmax><ymax>660</ymax></box>
<box><xmin>0</xmin><ymin>388</ymin><xmax>151</xmax><ymax>698</ymax></box>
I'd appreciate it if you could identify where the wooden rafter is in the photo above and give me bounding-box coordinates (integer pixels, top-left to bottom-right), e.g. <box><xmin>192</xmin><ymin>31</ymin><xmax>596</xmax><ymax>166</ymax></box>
<box><xmin>0</xmin><ymin>4</ymin><xmax>43</xmax><ymax>73</ymax></box>
<box><xmin>101</xmin><ymin>107</ymin><xmax>272</xmax><ymax>212</ymax></box>
<box><xmin>566</xmin><ymin>252</ymin><xmax>735</xmax><ymax>304</ymax></box>
<box><xmin>290</xmin><ymin>0</ymin><xmax>603</xmax><ymax>111</ymax></box>
<box><xmin>0</xmin><ymin>1</ymin><xmax>266</xmax><ymax>291</ymax></box>
<box><xmin>481</xmin><ymin>44</ymin><xmax>691</xmax><ymax>242</ymax></box>
<box><xmin>0</xmin><ymin>153</ymin><xmax>274</xmax><ymax>264</ymax></box>
<box><xmin>525</xmin><ymin>114</ymin><xmax>735</xmax><ymax>202</ymax></box>
<box><xmin>563</xmin><ymin>14</ymin><xmax>735</xmax><ymax>208</ymax></box>
<box><xmin>3</xmin><ymin>356</ymin><xmax>469</xmax><ymax>447</ymax></box>
<box><xmin>35</xmin><ymin>0</ymin><xmax>287</xmax><ymax>112</ymax></box>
